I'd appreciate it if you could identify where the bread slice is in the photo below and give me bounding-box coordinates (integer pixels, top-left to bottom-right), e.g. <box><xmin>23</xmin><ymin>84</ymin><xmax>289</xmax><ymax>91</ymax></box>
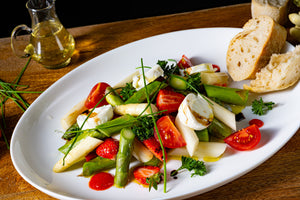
<box><xmin>243</xmin><ymin>45</ymin><xmax>300</xmax><ymax>93</ymax></box>
<box><xmin>251</xmin><ymin>0</ymin><xmax>291</xmax><ymax>25</ymax></box>
<box><xmin>226</xmin><ymin>16</ymin><xmax>287</xmax><ymax>81</ymax></box>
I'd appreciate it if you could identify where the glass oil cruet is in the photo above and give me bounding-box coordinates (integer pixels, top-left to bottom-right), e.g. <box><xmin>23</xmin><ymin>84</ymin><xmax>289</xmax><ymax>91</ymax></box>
<box><xmin>11</xmin><ymin>0</ymin><xmax>75</xmax><ymax>69</ymax></box>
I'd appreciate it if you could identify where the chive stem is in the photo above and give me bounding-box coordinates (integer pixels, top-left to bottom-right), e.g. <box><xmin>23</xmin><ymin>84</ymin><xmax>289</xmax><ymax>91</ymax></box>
<box><xmin>140</xmin><ymin>58</ymin><xmax>167</xmax><ymax>193</ymax></box>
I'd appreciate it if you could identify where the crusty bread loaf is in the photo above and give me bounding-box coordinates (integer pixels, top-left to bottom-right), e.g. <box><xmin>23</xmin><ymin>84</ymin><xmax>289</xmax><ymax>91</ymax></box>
<box><xmin>251</xmin><ymin>0</ymin><xmax>291</xmax><ymax>25</ymax></box>
<box><xmin>226</xmin><ymin>16</ymin><xmax>287</xmax><ymax>81</ymax></box>
<box><xmin>244</xmin><ymin>45</ymin><xmax>300</xmax><ymax>93</ymax></box>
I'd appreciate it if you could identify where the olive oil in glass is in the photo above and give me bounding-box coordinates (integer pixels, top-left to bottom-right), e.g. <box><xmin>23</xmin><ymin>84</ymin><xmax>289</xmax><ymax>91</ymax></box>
<box><xmin>29</xmin><ymin>20</ymin><xmax>75</xmax><ymax>68</ymax></box>
<box><xmin>11</xmin><ymin>0</ymin><xmax>75</xmax><ymax>69</ymax></box>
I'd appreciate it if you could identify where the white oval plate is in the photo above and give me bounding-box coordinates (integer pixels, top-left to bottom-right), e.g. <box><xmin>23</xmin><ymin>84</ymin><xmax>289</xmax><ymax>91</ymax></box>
<box><xmin>11</xmin><ymin>28</ymin><xmax>300</xmax><ymax>200</ymax></box>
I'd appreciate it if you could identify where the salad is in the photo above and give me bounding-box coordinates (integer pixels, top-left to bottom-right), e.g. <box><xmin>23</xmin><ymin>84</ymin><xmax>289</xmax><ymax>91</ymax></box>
<box><xmin>53</xmin><ymin>55</ymin><xmax>265</xmax><ymax>192</ymax></box>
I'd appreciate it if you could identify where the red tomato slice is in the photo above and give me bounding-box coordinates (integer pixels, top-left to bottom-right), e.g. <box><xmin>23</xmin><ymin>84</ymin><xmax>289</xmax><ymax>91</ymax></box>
<box><xmin>224</xmin><ymin>124</ymin><xmax>261</xmax><ymax>151</ymax></box>
<box><xmin>85</xmin><ymin>82</ymin><xmax>110</xmax><ymax>109</ymax></box>
<box><xmin>154</xmin><ymin>115</ymin><xmax>186</xmax><ymax>148</ymax></box>
<box><xmin>177</xmin><ymin>55</ymin><xmax>192</xmax><ymax>69</ymax></box>
<box><xmin>156</xmin><ymin>89</ymin><xmax>185</xmax><ymax>114</ymax></box>
<box><xmin>212</xmin><ymin>64</ymin><xmax>221</xmax><ymax>72</ymax></box>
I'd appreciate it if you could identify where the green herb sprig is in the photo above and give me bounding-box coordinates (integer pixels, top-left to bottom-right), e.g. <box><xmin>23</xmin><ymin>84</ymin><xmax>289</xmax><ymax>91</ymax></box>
<box><xmin>251</xmin><ymin>97</ymin><xmax>275</xmax><ymax>116</ymax></box>
<box><xmin>171</xmin><ymin>156</ymin><xmax>207</xmax><ymax>177</ymax></box>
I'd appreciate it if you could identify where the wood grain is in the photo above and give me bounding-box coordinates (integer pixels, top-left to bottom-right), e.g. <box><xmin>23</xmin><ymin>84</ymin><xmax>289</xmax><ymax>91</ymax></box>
<box><xmin>0</xmin><ymin>3</ymin><xmax>299</xmax><ymax>200</ymax></box>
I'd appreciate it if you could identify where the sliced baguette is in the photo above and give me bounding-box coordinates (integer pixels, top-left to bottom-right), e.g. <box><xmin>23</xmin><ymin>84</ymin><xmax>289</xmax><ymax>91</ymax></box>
<box><xmin>226</xmin><ymin>16</ymin><xmax>287</xmax><ymax>81</ymax></box>
<box><xmin>244</xmin><ymin>45</ymin><xmax>300</xmax><ymax>93</ymax></box>
<box><xmin>251</xmin><ymin>0</ymin><xmax>291</xmax><ymax>25</ymax></box>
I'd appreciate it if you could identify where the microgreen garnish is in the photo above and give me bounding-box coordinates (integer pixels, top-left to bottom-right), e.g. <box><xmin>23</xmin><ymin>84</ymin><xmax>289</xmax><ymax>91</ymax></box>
<box><xmin>171</xmin><ymin>156</ymin><xmax>207</xmax><ymax>177</ymax></box>
<box><xmin>251</xmin><ymin>97</ymin><xmax>275</xmax><ymax>116</ymax></box>
<box><xmin>140</xmin><ymin>58</ymin><xmax>167</xmax><ymax>193</ymax></box>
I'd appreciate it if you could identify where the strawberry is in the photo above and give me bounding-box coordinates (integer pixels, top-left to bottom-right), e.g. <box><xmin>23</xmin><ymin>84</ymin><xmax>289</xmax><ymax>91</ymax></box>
<box><xmin>85</xmin><ymin>151</ymin><xmax>98</xmax><ymax>161</ymax></box>
<box><xmin>133</xmin><ymin>166</ymin><xmax>161</xmax><ymax>185</ymax></box>
<box><xmin>96</xmin><ymin>138</ymin><xmax>119</xmax><ymax>160</ymax></box>
<box><xmin>142</xmin><ymin>136</ymin><xmax>167</xmax><ymax>162</ymax></box>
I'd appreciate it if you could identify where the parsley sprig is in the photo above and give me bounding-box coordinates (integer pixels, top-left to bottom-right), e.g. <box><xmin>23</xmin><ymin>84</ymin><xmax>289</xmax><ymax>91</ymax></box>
<box><xmin>251</xmin><ymin>97</ymin><xmax>275</xmax><ymax>116</ymax></box>
<box><xmin>171</xmin><ymin>156</ymin><xmax>207</xmax><ymax>177</ymax></box>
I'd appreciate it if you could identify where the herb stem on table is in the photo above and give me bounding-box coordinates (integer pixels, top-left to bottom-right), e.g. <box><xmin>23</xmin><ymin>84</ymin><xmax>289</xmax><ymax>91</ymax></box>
<box><xmin>0</xmin><ymin>57</ymin><xmax>40</xmax><ymax>149</ymax></box>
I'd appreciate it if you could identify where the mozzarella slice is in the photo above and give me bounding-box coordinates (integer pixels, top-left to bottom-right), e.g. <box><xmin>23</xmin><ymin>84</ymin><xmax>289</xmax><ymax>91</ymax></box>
<box><xmin>77</xmin><ymin>104</ymin><xmax>114</xmax><ymax>130</ymax></box>
<box><xmin>180</xmin><ymin>63</ymin><xmax>215</xmax><ymax>76</ymax></box>
<box><xmin>178</xmin><ymin>93</ymin><xmax>213</xmax><ymax>130</ymax></box>
<box><xmin>132</xmin><ymin>64</ymin><xmax>164</xmax><ymax>90</ymax></box>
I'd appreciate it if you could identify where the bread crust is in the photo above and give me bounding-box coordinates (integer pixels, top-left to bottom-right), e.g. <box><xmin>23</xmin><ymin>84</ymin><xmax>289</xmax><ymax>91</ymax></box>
<box><xmin>226</xmin><ymin>16</ymin><xmax>287</xmax><ymax>81</ymax></box>
<box><xmin>251</xmin><ymin>0</ymin><xmax>291</xmax><ymax>25</ymax></box>
<box><xmin>243</xmin><ymin>45</ymin><xmax>300</xmax><ymax>93</ymax></box>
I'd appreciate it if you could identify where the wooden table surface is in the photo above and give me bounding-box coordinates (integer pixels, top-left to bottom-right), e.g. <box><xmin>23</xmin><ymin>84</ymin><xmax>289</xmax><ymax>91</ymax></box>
<box><xmin>1</xmin><ymin>3</ymin><xmax>299</xmax><ymax>200</ymax></box>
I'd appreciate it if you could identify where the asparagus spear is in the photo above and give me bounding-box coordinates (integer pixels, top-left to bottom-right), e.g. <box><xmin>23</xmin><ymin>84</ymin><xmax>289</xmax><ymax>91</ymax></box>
<box><xmin>208</xmin><ymin>118</ymin><xmax>232</xmax><ymax>139</ymax></box>
<box><xmin>82</xmin><ymin>157</ymin><xmax>116</xmax><ymax>177</ymax></box>
<box><xmin>105</xmin><ymin>87</ymin><xmax>124</xmax><ymax>106</ymax></box>
<box><xmin>59</xmin><ymin>129</ymin><xmax>106</xmax><ymax>154</ymax></box>
<box><xmin>96</xmin><ymin>114</ymin><xmax>137</xmax><ymax>136</ymax></box>
<box><xmin>204</xmin><ymin>84</ymin><xmax>249</xmax><ymax>105</ymax></box>
<box><xmin>125</xmin><ymin>81</ymin><xmax>167</xmax><ymax>104</ymax></box>
<box><xmin>114</xmin><ymin>128</ymin><xmax>135</xmax><ymax>188</ymax></box>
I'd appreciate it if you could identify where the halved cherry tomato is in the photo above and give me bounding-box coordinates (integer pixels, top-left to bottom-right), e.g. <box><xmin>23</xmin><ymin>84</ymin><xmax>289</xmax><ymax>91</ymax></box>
<box><xmin>177</xmin><ymin>55</ymin><xmax>192</xmax><ymax>69</ymax></box>
<box><xmin>156</xmin><ymin>89</ymin><xmax>185</xmax><ymax>114</ymax></box>
<box><xmin>154</xmin><ymin>115</ymin><xmax>186</xmax><ymax>148</ymax></box>
<box><xmin>224</xmin><ymin>124</ymin><xmax>261</xmax><ymax>151</ymax></box>
<box><xmin>212</xmin><ymin>64</ymin><xmax>221</xmax><ymax>72</ymax></box>
<box><xmin>85</xmin><ymin>82</ymin><xmax>110</xmax><ymax>109</ymax></box>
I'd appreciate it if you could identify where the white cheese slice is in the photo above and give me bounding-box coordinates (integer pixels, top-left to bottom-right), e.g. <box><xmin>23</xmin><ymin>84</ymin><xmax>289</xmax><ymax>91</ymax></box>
<box><xmin>77</xmin><ymin>104</ymin><xmax>113</xmax><ymax>130</ymax></box>
<box><xmin>132</xmin><ymin>64</ymin><xmax>164</xmax><ymax>90</ymax></box>
<box><xmin>179</xmin><ymin>63</ymin><xmax>215</xmax><ymax>76</ymax></box>
<box><xmin>178</xmin><ymin>93</ymin><xmax>214</xmax><ymax>130</ymax></box>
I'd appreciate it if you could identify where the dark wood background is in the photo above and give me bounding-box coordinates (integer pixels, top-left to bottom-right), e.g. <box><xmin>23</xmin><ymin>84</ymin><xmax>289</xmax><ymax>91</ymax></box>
<box><xmin>3</xmin><ymin>0</ymin><xmax>250</xmax><ymax>38</ymax></box>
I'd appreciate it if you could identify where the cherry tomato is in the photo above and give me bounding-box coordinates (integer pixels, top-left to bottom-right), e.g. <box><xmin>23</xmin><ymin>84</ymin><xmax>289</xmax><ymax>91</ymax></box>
<box><xmin>224</xmin><ymin>124</ymin><xmax>261</xmax><ymax>151</ymax></box>
<box><xmin>154</xmin><ymin>115</ymin><xmax>186</xmax><ymax>148</ymax></box>
<box><xmin>212</xmin><ymin>64</ymin><xmax>221</xmax><ymax>72</ymax></box>
<box><xmin>84</xmin><ymin>82</ymin><xmax>110</xmax><ymax>109</ymax></box>
<box><xmin>177</xmin><ymin>55</ymin><xmax>192</xmax><ymax>69</ymax></box>
<box><xmin>156</xmin><ymin>89</ymin><xmax>185</xmax><ymax>114</ymax></box>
